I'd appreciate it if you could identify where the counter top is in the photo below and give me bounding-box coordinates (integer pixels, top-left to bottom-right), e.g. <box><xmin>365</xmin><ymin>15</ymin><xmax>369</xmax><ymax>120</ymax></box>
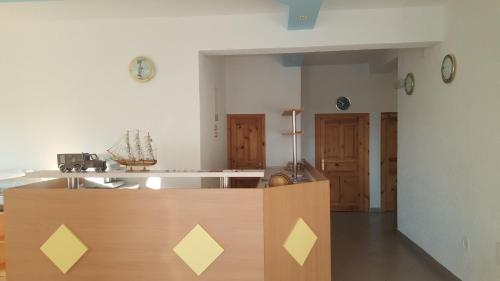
<box><xmin>257</xmin><ymin>161</ymin><xmax>327</xmax><ymax>188</ymax></box>
<box><xmin>26</xmin><ymin>169</ymin><xmax>265</xmax><ymax>179</ymax></box>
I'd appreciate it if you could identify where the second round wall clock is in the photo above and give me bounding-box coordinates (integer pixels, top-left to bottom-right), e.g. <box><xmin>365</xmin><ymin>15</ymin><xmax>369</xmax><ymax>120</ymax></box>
<box><xmin>441</xmin><ymin>54</ymin><xmax>457</xmax><ymax>84</ymax></box>
<box><xmin>404</xmin><ymin>73</ymin><xmax>415</xmax><ymax>95</ymax></box>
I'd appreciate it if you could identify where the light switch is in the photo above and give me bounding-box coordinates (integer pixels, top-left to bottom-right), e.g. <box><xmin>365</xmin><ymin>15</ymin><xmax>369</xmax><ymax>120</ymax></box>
<box><xmin>461</xmin><ymin>236</ymin><xmax>469</xmax><ymax>251</ymax></box>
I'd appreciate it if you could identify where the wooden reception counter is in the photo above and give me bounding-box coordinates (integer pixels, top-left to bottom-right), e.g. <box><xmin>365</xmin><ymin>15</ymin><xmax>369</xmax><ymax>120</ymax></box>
<box><xmin>4</xmin><ymin>169</ymin><xmax>330</xmax><ymax>281</ymax></box>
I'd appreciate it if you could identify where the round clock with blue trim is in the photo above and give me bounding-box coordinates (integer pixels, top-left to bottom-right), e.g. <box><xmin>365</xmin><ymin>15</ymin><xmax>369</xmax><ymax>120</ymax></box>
<box><xmin>129</xmin><ymin>56</ymin><xmax>156</xmax><ymax>82</ymax></box>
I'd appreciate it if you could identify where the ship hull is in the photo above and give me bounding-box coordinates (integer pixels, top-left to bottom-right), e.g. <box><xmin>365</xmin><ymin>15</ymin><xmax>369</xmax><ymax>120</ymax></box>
<box><xmin>116</xmin><ymin>159</ymin><xmax>157</xmax><ymax>167</ymax></box>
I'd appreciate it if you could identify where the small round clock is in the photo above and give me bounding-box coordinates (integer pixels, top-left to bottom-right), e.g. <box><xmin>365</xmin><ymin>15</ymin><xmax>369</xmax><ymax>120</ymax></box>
<box><xmin>129</xmin><ymin>56</ymin><xmax>156</xmax><ymax>82</ymax></box>
<box><xmin>441</xmin><ymin>54</ymin><xmax>456</xmax><ymax>83</ymax></box>
<box><xmin>336</xmin><ymin>96</ymin><xmax>351</xmax><ymax>111</ymax></box>
<box><xmin>404</xmin><ymin>73</ymin><xmax>415</xmax><ymax>95</ymax></box>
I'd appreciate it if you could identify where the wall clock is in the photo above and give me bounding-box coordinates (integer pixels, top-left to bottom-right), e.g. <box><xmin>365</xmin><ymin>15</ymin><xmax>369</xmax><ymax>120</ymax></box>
<box><xmin>336</xmin><ymin>96</ymin><xmax>351</xmax><ymax>111</ymax></box>
<box><xmin>404</xmin><ymin>73</ymin><xmax>415</xmax><ymax>95</ymax></box>
<box><xmin>129</xmin><ymin>56</ymin><xmax>156</xmax><ymax>82</ymax></box>
<box><xmin>441</xmin><ymin>54</ymin><xmax>457</xmax><ymax>83</ymax></box>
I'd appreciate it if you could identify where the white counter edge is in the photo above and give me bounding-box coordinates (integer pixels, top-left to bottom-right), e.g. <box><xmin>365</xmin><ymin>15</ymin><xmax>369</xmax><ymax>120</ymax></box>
<box><xmin>26</xmin><ymin>170</ymin><xmax>265</xmax><ymax>179</ymax></box>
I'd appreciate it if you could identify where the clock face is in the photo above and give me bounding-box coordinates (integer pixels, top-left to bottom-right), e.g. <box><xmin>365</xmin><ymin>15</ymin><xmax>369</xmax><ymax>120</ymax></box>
<box><xmin>130</xmin><ymin>57</ymin><xmax>155</xmax><ymax>82</ymax></box>
<box><xmin>404</xmin><ymin>73</ymin><xmax>415</xmax><ymax>95</ymax></box>
<box><xmin>336</xmin><ymin>96</ymin><xmax>351</xmax><ymax>111</ymax></box>
<box><xmin>441</xmin><ymin>54</ymin><xmax>456</xmax><ymax>83</ymax></box>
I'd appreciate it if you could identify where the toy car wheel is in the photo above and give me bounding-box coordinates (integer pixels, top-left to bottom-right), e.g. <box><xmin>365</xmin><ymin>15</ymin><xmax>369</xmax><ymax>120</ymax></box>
<box><xmin>81</xmin><ymin>167</ymin><xmax>88</xmax><ymax>171</ymax></box>
<box><xmin>95</xmin><ymin>164</ymin><xmax>107</xmax><ymax>173</ymax></box>
<box><xmin>74</xmin><ymin>165</ymin><xmax>82</xmax><ymax>172</ymax></box>
<box><xmin>59</xmin><ymin>164</ymin><xmax>66</xmax><ymax>173</ymax></box>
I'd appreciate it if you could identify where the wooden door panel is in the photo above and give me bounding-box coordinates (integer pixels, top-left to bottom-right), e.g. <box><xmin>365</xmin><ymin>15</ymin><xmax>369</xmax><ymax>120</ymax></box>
<box><xmin>248</xmin><ymin>121</ymin><xmax>260</xmax><ymax>163</ymax></box>
<box><xmin>328</xmin><ymin>161</ymin><xmax>358</xmax><ymax>172</ymax></box>
<box><xmin>324</xmin><ymin>121</ymin><xmax>341</xmax><ymax>158</ymax></box>
<box><xmin>385</xmin><ymin>177</ymin><xmax>397</xmax><ymax>210</ymax></box>
<box><xmin>232</xmin><ymin>121</ymin><xmax>246</xmax><ymax>168</ymax></box>
<box><xmin>316</xmin><ymin>114</ymin><xmax>369</xmax><ymax>212</ymax></box>
<box><xmin>228</xmin><ymin>115</ymin><xmax>266</xmax><ymax>188</ymax></box>
<box><xmin>341</xmin><ymin>123</ymin><xmax>358</xmax><ymax>159</ymax></box>
<box><xmin>340</xmin><ymin>175</ymin><xmax>360</xmax><ymax>207</ymax></box>
<box><xmin>386</xmin><ymin>158</ymin><xmax>397</xmax><ymax>210</ymax></box>
<box><xmin>228</xmin><ymin>115</ymin><xmax>265</xmax><ymax>170</ymax></box>
<box><xmin>329</xmin><ymin>175</ymin><xmax>341</xmax><ymax>205</ymax></box>
<box><xmin>381</xmin><ymin>113</ymin><xmax>398</xmax><ymax>212</ymax></box>
<box><xmin>389</xmin><ymin>158</ymin><xmax>397</xmax><ymax>175</ymax></box>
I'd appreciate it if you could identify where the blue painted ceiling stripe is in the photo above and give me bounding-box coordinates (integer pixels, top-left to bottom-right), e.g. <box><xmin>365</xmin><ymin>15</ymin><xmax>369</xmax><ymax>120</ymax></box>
<box><xmin>283</xmin><ymin>53</ymin><xmax>304</xmax><ymax>67</ymax></box>
<box><xmin>278</xmin><ymin>0</ymin><xmax>324</xmax><ymax>30</ymax></box>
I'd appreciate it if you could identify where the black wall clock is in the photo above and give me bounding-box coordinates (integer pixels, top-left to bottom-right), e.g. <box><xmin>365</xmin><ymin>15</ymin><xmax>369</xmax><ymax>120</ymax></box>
<box><xmin>336</xmin><ymin>96</ymin><xmax>351</xmax><ymax>111</ymax></box>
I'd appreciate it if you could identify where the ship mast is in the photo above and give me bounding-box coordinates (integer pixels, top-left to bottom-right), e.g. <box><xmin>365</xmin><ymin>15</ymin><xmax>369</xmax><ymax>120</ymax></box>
<box><xmin>135</xmin><ymin>130</ymin><xmax>144</xmax><ymax>160</ymax></box>
<box><xmin>146</xmin><ymin>133</ymin><xmax>155</xmax><ymax>160</ymax></box>
<box><xmin>126</xmin><ymin>130</ymin><xmax>134</xmax><ymax>160</ymax></box>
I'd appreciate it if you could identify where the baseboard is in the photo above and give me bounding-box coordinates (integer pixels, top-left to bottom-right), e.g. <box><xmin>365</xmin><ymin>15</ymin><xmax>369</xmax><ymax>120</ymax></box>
<box><xmin>369</xmin><ymin>207</ymin><xmax>381</xmax><ymax>213</ymax></box>
<box><xmin>397</xmin><ymin>230</ymin><xmax>462</xmax><ymax>281</ymax></box>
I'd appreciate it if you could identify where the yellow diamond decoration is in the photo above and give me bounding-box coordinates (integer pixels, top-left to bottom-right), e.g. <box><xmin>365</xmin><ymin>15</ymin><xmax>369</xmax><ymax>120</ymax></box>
<box><xmin>40</xmin><ymin>224</ymin><xmax>88</xmax><ymax>274</ymax></box>
<box><xmin>283</xmin><ymin>218</ymin><xmax>318</xmax><ymax>266</ymax></box>
<box><xmin>173</xmin><ymin>224</ymin><xmax>224</xmax><ymax>276</ymax></box>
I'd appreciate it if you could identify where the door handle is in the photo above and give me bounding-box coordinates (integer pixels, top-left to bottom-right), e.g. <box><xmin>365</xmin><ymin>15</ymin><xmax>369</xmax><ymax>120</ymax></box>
<box><xmin>321</xmin><ymin>159</ymin><xmax>325</xmax><ymax>172</ymax></box>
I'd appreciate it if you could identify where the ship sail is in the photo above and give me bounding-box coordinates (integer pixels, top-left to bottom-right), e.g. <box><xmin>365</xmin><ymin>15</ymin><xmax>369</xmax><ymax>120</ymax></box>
<box><xmin>145</xmin><ymin>133</ymin><xmax>155</xmax><ymax>160</ymax></box>
<box><xmin>126</xmin><ymin>130</ymin><xmax>135</xmax><ymax>160</ymax></box>
<box><xmin>107</xmin><ymin>130</ymin><xmax>157</xmax><ymax>168</ymax></box>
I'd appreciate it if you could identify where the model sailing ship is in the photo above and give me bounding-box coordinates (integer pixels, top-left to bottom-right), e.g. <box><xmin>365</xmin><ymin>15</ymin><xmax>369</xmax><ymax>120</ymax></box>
<box><xmin>107</xmin><ymin>130</ymin><xmax>157</xmax><ymax>170</ymax></box>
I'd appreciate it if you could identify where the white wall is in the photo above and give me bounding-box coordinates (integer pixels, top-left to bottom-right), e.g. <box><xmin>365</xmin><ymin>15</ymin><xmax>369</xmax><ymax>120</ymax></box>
<box><xmin>199</xmin><ymin>55</ymin><xmax>227</xmax><ymax>187</ymax></box>
<box><xmin>397</xmin><ymin>0</ymin><xmax>500</xmax><ymax>280</ymax></box>
<box><xmin>301</xmin><ymin>64</ymin><xmax>397</xmax><ymax>208</ymax></box>
<box><xmin>0</xmin><ymin>6</ymin><xmax>442</xmax><ymax>176</ymax></box>
<box><xmin>225</xmin><ymin>55</ymin><xmax>301</xmax><ymax>167</ymax></box>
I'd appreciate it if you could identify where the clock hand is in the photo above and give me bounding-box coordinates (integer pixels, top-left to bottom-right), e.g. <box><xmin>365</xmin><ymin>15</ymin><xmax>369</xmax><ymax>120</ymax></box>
<box><xmin>138</xmin><ymin>60</ymin><xmax>144</xmax><ymax>79</ymax></box>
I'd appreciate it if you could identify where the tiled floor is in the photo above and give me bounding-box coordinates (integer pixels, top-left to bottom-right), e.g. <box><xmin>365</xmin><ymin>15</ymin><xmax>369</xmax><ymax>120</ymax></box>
<box><xmin>331</xmin><ymin>212</ymin><xmax>460</xmax><ymax>281</ymax></box>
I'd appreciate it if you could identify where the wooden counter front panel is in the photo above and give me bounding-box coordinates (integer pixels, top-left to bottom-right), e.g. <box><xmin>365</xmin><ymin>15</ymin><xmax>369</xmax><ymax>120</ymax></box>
<box><xmin>264</xmin><ymin>181</ymin><xmax>331</xmax><ymax>281</ymax></box>
<box><xmin>5</xmin><ymin>187</ymin><xmax>265</xmax><ymax>281</ymax></box>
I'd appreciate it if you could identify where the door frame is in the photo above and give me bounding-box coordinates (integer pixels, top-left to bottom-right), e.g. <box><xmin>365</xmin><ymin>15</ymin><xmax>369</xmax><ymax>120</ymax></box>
<box><xmin>380</xmin><ymin>112</ymin><xmax>398</xmax><ymax>213</ymax></box>
<box><xmin>315</xmin><ymin>113</ymin><xmax>370</xmax><ymax>212</ymax></box>
<box><xmin>227</xmin><ymin>114</ymin><xmax>266</xmax><ymax>169</ymax></box>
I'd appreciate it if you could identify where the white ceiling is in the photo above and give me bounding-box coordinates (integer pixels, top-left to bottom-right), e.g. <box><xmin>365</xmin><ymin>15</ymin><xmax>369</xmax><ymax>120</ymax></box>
<box><xmin>322</xmin><ymin>0</ymin><xmax>446</xmax><ymax>10</ymax></box>
<box><xmin>301</xmin><ymin>49</ymin><xmax>398</xmax><ymax>73</ymax></box>
<box><xmin>0</xmin><ymin>0</ymin><xmax>447</xmax><ymax>19</ymax></box>
<box><xmin>303</xmin><ymin>49</ymin><xmax>391</xmax><ymax>66</ymax></box>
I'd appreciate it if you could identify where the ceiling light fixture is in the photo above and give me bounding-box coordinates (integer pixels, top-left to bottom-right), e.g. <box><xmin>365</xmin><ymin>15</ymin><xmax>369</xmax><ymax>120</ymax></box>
<box><xmin>297</xmin><ymin>15</ymin><xmax>309</xmax><ymax>21</ymax></box>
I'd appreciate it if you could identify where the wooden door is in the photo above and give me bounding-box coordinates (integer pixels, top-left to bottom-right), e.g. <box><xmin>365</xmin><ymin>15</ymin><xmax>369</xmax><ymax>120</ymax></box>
<box><xmin>0</xmin><ymin>212</ymin><xmax>5</xmax><ymax>278</ymax></box>
<box><xmin>315</xmin><ymin>114</ymin><xmax>369</xmax><ymax>212</ymax></box>
<box><xmin>381</xmin><ymin>112</ymin><xmax>398</xmax><ymax>212</ymax></box>
<box><xmin>227</xmin><ymin>114</ymin><xmax>265</xmax><ymax>188</ymax></box>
